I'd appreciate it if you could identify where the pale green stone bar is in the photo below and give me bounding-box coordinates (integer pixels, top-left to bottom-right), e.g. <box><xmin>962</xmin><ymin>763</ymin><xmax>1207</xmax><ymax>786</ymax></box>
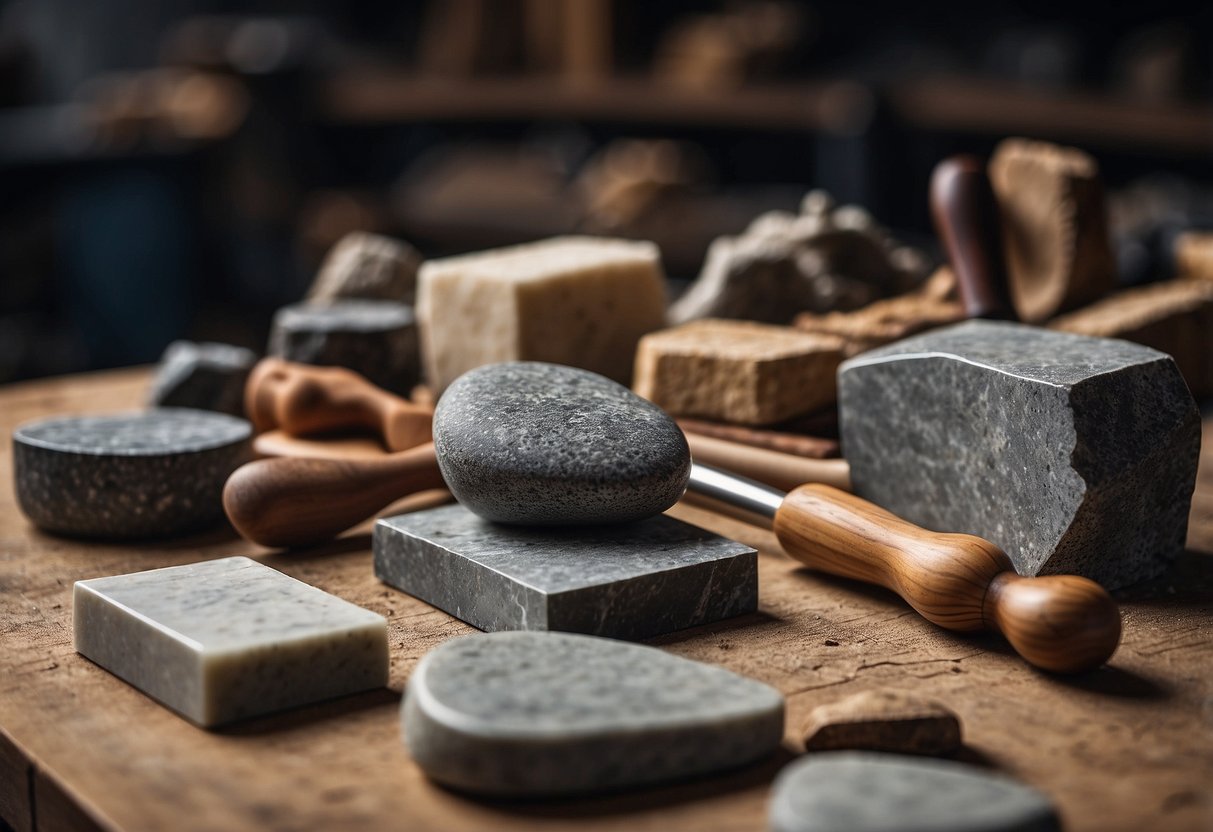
<box><xmin>74</xmin><ymin>556</ymin><xmax>388</xmax><ymax>727</ymax></box>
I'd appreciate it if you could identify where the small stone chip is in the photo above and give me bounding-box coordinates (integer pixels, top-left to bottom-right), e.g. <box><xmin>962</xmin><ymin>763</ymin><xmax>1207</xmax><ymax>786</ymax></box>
<box><xmin>147</xmin><ymin>340</ymin><xmax>257</xmax><ymax>417</ymax></box>
<box><xmin>803</xmin><ymin>690</ymin><xmax>962</xmax><ymax>756</ymax></box>
<box><xmin>633</xmin><ymin>319</ymin><xmax>845</xmax><ymax>425</ymax></box>
<box><xmin>307</xmin><ymin>231</ymin><xmax>421</xmax><ymax>304</ymax></box>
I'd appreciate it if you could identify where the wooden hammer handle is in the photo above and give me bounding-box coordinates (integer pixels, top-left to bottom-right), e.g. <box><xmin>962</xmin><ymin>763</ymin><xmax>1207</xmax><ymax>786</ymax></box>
<box><xmin>245</xmin><ymin>358</ymin><xmax>432</xmax><ymax>452</ymax></box>
<box><xmin>686</xmin><ymin>433</ymin><xmax>851</xmax><ymax>492</ymax></box>
<box><xmin>774</xmin><ymin>484</ymin><xmax>1121</xmax><ymax>673</ymax></box>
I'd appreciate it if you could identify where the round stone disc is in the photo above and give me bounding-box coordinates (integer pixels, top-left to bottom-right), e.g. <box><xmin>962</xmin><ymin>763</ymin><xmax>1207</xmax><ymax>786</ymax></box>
<box><xmin>13</xmin><ymin>409</ymin><xmax>252</xmax><ymax>539</ymax></box>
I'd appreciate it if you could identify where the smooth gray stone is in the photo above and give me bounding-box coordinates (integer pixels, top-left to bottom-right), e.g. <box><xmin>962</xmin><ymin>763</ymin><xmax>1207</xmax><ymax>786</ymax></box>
<box><xmin>374</xmin><ymin>502</ymin><xmax>756</xmax><ymax>640</ymax></box>
<box><xmin>13</xmin><ymin>409</ymin><xmax>252</xmax><ymax>539</ymax></box>
<box><xmin>768</xmin><ymin>752</ymin><xmax>1059</xmax><ymax>832</ymax></box>
<box><xmin>403</xmin><ymin>631</ymin><xmax>785</xmax><ymax>796</ymax></box>
<box><xmin>839</xmin><ymin>320</ymin><xmax>1200</xmax><ymax>589</ymax></box>
<box><xmin>147</xmin><ymin>340</ymin><xmax>257</xmax><ymax>416</ymax></box>
<box><xmin>75</xmin><ymin>556</ymin><xmax>388</xmax><ymax>727</ymax></box>
<box><xmin>433</xmin><ymin>361</ymin><xmax>690</xmax><ymax>525</ymax></box>
<box><xmin>268</xmin><ymin>299</ymin><xmax>419</xmax><ymax>396</ymax></box>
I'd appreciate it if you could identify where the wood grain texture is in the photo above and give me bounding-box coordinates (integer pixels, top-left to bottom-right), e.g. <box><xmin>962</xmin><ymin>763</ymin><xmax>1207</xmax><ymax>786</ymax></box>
<box><xmin>0</xmin><ymin>368</ymin><xmax>1211</xmax><ymax>832</ymax></box>
<box><xmin>675</xmin><ymin>418</ymin><xmax>839</xmax><ymax>459</ymax></box>
<box><xmin>686</xmin><ymin>433</ymin><xmax>851</xmax><ymax>492</ymax></box>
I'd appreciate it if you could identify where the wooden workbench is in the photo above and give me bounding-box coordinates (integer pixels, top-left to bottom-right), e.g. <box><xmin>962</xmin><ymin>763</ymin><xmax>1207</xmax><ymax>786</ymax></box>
<box><xmin>1</xmin><ymin>369</ymin><xmax>1210</xmax><ymax>832</ymax></box>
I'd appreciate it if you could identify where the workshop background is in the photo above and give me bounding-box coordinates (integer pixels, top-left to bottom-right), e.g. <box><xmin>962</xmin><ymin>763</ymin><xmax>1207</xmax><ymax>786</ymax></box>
<box><xmin>0</xmin><ymin>0</ymin><xmax>1210</xmax><ymax>382</ymax></box>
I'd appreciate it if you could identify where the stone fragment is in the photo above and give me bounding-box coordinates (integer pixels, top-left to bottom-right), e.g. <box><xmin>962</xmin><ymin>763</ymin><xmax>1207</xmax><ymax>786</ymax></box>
<box><xmin>839</xmin><ymin>320</ymin><xmax>1200</xmax><ymax>589</ymax></box>
<box><xmin>1050</xmin><ymin>279</ymin><xmax>1213</xmax><ymax>398</ymax></box>
<box><xmin>306</xmin><ymin>231</ymin><xmax>421</xmax><ymax>304</ymax></box>
<box><xmin>417</xmin><ymin>235</ymin><xmax>667</xmax><ymax>394</ymax></box>
<box><xmin>74</xmin><ymin>557</ymin><xmax>387</xmax><ymax>727</ymax></box>
<box><xmin>989</xmin><ymin>138</ymin><xmax>1117</xmax><ymax>323</ymax></box>
<box><xmin>769</xmin><ymin>752</ymin><xmax>1059</xmax><ymax>832</ymax></box>
<box><xmin>268</xmin><ymin>299</ymin><xmax>419</xmax><ymax>396</ymax></box>
<box><xmin>1175</xmin><ymin>230</ymin><xmax>1213</xmax><ymax>281</ymax></box>
<box><xmin>146</xmin><ymin>340</ymin><xmax>256</xmax><ymax>417</ymax></box>
<box><xmin>802</xmin><ymin>690</ymin><xmax>962</xmax><ymax>756</ymax></box>
<box><xmin>13</xmin><ymin>409</ymin><xmax>251</xmax><ymax>539</ymax></box>
<box><xmin>633</xmin><ymin>319</ymin><xmax>844</xmax><ymax>425</ymax></box>
<box><xmin>403</xmin><ymin>631</ymin><xmax>784</xmax><ymax>796</ymax></box>
<box><xmin>375</xmin><ymin>503</ymin><xmax>756</xmax><ymax>640</ymax></box>
<box><xmin>433</xmin><ymin>362</ymin><xmax>689</xmax><ymax>525</ymax></box>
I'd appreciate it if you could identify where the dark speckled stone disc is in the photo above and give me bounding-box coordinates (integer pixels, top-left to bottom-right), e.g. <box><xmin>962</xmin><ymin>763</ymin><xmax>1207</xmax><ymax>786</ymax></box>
<box><xmin>13</xmin><ymin>409</ymin><xmax>252</xmax><ymax>539</ymax></box>
<box><xmin>433</xmin><ymin>362</ymin><xmax>691</xmax><ymax>525</ymax></box>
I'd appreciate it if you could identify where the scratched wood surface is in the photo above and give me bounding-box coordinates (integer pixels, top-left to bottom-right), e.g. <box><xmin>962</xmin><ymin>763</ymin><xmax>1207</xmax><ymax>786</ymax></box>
<box><xmin>0</xmin><ymin>368</ymin><xmax>1209</xmax><ymax>832</ymax></box>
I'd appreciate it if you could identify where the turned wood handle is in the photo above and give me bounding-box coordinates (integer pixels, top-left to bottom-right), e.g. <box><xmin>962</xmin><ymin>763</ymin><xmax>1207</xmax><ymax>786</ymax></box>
<box><xmin>222</xmin><ymin>443</ymin><xmax>446</xmax><ymax>548</ymax></box>
<box><xmin>686</xmin><ymin>433</ymin><xmax>851</xmax><ymax>492</ymax></box>
<box><xmin>773</xmin><ymin>484</ymin><xmax>1120</xmax><ymax>673</ymax></box>
<box><xmin>931</xmin><ymin>155</ymin><xmax>1017</xmax><ymax>321</ymax></box>
<box><xmin>245</xmin><ymin>358</ymin><xmax>433</xmax><ymax>452</ymax></box>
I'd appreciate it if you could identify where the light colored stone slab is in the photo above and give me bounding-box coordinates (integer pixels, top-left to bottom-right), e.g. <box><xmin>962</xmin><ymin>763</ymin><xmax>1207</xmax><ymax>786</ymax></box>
<box><xmin>74</xmin><ymin>557</ymin><xmax>388</xmax><ymax>727</ymax></box>
<box><xmin>403</xmin><ymin>631</ymin><xmax>785</xmax><ymax>796</ymax></box>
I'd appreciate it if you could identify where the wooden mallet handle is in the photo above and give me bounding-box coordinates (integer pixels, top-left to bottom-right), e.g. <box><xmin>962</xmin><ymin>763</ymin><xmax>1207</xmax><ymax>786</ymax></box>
<box><xmin>774</xmin><ymin>484</ymin><xmax>1120</xmax><ymax>673</ymax></box>
<box><xmin>245</xmin><ymin>358</ymin><xmax>433</xmax><ymax>452</ymax></box>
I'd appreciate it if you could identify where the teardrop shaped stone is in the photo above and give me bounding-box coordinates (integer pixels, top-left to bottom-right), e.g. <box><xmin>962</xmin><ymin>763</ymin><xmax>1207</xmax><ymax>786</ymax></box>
<box><xmin>403</xmin><ymin>631</ymin><xmax>785</xmax><ymax>796</ymax></box>
<box><xmin>433</xmin><ymin>361</ymin><xmax>691</xmax><ymax>525</ymax></box>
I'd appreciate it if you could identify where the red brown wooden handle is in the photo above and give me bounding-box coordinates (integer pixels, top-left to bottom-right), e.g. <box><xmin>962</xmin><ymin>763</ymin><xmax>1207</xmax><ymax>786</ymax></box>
<box><xmin>222</xmin><ymin>443</ymin><xmax>446</xmax><ymax>548</ymax></box>
<box><xmin>773</xmin><ymin>483</ymin><xmax>1120</xmax><ymax>673</ymax></box>
<box><xmin>245</xmin><ymin>358</ymin><xmax>433</xmax><ymax>452</ymax></box>
<box><xmin>686</xmin><ymin>433</ymin><xmax>852</xmax><ymax>492</ymax></box>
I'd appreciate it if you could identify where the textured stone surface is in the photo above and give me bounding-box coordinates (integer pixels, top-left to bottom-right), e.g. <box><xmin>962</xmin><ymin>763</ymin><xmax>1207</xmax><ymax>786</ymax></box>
<box><xmin>633</xmin><ymin>319</ymin><xmax>845</xmax><ymax>425</ymax></box>
<box><xmin>13</xmin><ymin>409</ymin><xmax>252</xmax><ymax>539</ymax></box>
<box><xmin>75</xmin><ymin>557</ymin><xmax>387</xmax><ymax>727</ymax></box>
<box><xmin>434</xmin><ymin>362</ymin><xmax>690</xmax><ymax>525</ymax></box>
<box><xmin>374</xmin><ymin>502</ymin><xmax>756</xmax><ymax>639</ymax></box>
<box><xmin>802</xmin><ymin>690</ymin><xmax>962</xmax><ymax>756</ymax></box>
<box><xmin>147</xmin><ymin>340</ymin><xmax>257</xmax><ymax>416</ymax></box>
<box><xmin>417</xmin><ymin>235</ymin><xmax>667</xmax><ymax>393</ymax></box>
<box><xmin>769</xmin><ymin>753</ymin><xmax>1059</xmax><ymax>832</ymax></box>
<box><xmin>306</xmin><ymin>231</ymin><xmax>421</xmax><ymax>304</ymax></box>
<box><xmin>839</xmin><ymin>320</ymin><xmax>1200</xmax><ymax>588</ymax></box>
<box><xmin>403</xmin><ymin>631</ymin><xmax>784</xmax><ymax>796</ymax></box>
<box><xmin>268</xmin><ymin>300</ymin><xmax>419</xmax><ymax>396</ymax></box>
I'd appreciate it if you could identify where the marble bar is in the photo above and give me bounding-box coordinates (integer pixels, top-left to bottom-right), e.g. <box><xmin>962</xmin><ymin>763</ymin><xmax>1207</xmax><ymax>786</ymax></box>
<box><xmin>374</xmin><ymin>503</ymin><xmax>757</xmax><ymax>640</ymax></box>
<box><xmin>74</xmin><ymin>557</ymin><xmax>388</xmax><ymax>727</ymax></box>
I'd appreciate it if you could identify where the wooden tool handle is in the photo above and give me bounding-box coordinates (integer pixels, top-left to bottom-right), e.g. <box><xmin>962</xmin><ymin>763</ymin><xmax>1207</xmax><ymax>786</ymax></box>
<box><xmin>222</xmin><ymin>443</ymin><xmax>446</xmax><ymax>548</ymax></box>
<box><xmin>686</xmin><ymin>433</ymin><xmax>851</xmax><ymax>492</ymax></box>
<box><xmin>773</xmin><ymin>484</ymin><xmax>1120</xmax><ymax>673</ymax></box>
<box><xmin>931</xmin><ymin>155</ymin><xmax>1017</xmax><ymax>321</ymax></box>
<box><xmin>245</xmin><ymin>358</ymin><xmax>432</xmax><ymax>452</ymax></box>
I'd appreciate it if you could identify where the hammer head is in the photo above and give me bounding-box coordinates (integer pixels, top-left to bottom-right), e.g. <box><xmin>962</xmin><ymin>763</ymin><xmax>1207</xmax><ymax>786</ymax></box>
<box><xmin>838</xmin><ymin>320</ymin><xmax>1200</xmax><ymax>589</ymax></box>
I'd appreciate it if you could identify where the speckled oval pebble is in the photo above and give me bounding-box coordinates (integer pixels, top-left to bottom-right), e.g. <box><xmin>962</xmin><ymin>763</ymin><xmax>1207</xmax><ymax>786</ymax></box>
<box><xmin>769</xmin><ymin>752</ymin><xmax>1060</xmax><ymax>832</ymax></box>
<box><xmin>13</xmin><ymin>409</ymin><xmax>252</xmax><ymax>539</ymax></box>
<box><xmin>433</xmin><ymin>361</ymin><xmax>691</xmax><ymax>525</ymax></box>
<box><xmin>403</xmin><ymin>631</ymin><xmax>785</xmax><ymax>796</ymax></box>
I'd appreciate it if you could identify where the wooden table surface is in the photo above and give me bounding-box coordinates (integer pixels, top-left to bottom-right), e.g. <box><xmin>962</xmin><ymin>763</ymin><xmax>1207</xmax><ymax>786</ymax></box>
<box><xmin>1</xmin><ymin>369</ymin><xmax>1210</xmax><ymax>832</ymax></box>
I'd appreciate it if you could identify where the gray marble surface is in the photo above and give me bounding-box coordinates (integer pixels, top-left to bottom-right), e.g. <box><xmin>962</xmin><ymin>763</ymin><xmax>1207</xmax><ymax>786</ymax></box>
<box><xmin>839</xmin><ymin>321</ymin><xmax>1200</xmax><ymax>588</ymax></box>
<box><xmin>374</xmin><ymin>503</ymin><xmax>756</xmax><ymax>640</ymax></box>
<box><xmin>433</xmin><ymin>362</ymin><xmax>691</xmax><ymax>525</ymax></box>
<box><xmin>74</xmin><ymin>556</ymin><xmax>388</xmax><ymax>727</ymax></box>
<box><xmin>768</xmin><ymin>752</ymin><xmax>1059</xmax><ymax>832</ymax></box>
<box><xmin>147</xmin><ymin>340</ymin><xmax>257</xmax><ymax>416</ymax></box>
<box><xmin>403</xmin><ymin>631</ymin><xmax>785</xmax><ymax>796</ymax></box>
<box><xmin>13</xmin><ymin>409</ymin><xmax>252</xmax><ymax>539</ymax></box>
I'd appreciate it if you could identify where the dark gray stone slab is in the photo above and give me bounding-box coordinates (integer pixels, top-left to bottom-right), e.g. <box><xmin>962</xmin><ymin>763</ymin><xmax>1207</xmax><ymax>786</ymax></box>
<box><xmin>769</xmin><ymin>752</ymin><xmax>1059</xmax><ymax>832</ymax></box>
<box><xmin>14</xmin><ymin>409</ymin><xmax>252</xmax><ymax>539</ymax></box>
<box><xmin>374</xmin><ymin>502</ymin><xmax>756</xmax><ymax>640</ymax></box>
<box><xmin>147</xmin><ymin>340</ymin><xmax>257</xmax><ymax>417</ymax></box>
<box><xmin>268</xmin><ymin>300</ymin><xmax>419</xmax><ymax>396</ymax></box>
<box><xmin>403</xmin><ymin>631</ymin><xmax>785</xmax><ymax>796</ymax></box>
<box><xmin>433</xmin><ymin>361</ymin><xmax>690</xmax><ymax>525</ymax></box>
<box><xmin>839</xmin><ymin>320</ymin><xmax>1200</xmax><ymax>589</ymax></box>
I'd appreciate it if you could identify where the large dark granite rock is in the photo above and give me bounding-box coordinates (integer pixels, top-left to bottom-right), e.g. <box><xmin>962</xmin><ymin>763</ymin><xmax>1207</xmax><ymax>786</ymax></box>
<box><xmin>14</xmin><ymin>409</ymin><xmax>252</xmax><ymax>539</ymax></box>
<box><xmin>839</xmin><ymin>321</ymin><xmax>1200</xmax><ymax>589</ymax></box>
<box><xmin>433</xmin><ymin>362</ymin><xmax>691</xmax><ymax>525</ymax></box>
<box><xmin>403</xmin><ymin>631</ymin><xmax>784</xmax><ymax>796</ymax></box>
<box><xmin>374</xmin><ymin>502</ymin><xmax>755</xmax><ymax>640</ymax></box>
<box><xmin>147</xmin><ymin>341</ymin><xmax>257</xmax><ymax>417</ymax></box>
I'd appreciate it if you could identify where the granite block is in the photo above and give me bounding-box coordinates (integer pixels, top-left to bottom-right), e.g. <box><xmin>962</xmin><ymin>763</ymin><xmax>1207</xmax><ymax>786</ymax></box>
<box><xmin>374</xmin><ymin>503</ymin><xmax>756</xmax><ymax>640</ymax></box>
<box><xmin>403</xmin><ymin>631</ymin><xmax>785</xmax><ymax>796</ymax></box>
<box><xmin>74</xmin><ymin>557</ymin><xmax>388</xmax><ymax>727</ymax></box>
<box><xmin>147</xmin><ymin>340</ymin><xmax>257</xmax><ymax>416</ymax></box>
<box><xmin>839</xmin><ymin>320</ymin><xmax>1200</xmax><ymax>588</ymax></box>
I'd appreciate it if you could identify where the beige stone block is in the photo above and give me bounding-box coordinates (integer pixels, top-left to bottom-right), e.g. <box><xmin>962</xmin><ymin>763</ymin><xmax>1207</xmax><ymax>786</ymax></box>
<box><xmin>1175</xmin><ymin>231</ymin><xmax>1213</xmax><ymax>281</ymax></box>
